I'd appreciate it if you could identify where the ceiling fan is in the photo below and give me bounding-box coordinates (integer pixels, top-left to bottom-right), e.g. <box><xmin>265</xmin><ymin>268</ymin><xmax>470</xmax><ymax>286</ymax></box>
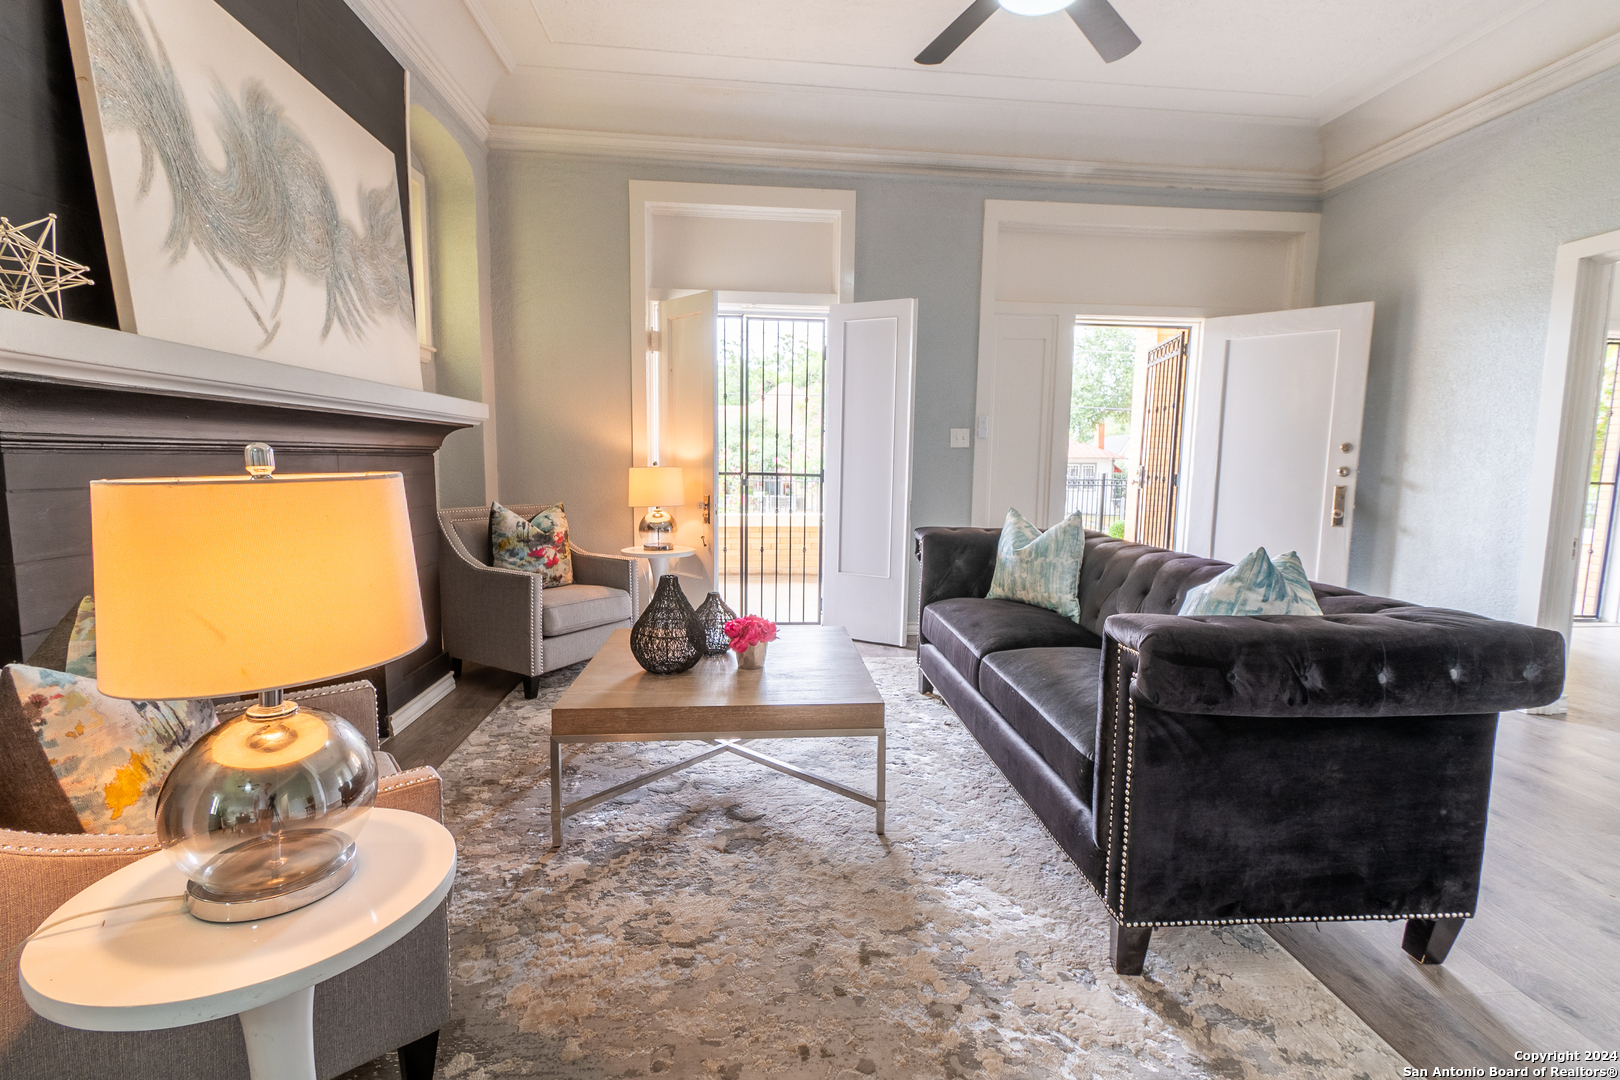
<box><xmin>915</xmin><ymin>0</ymin><xmax>1141</xmax><ymax>65</ymax></box>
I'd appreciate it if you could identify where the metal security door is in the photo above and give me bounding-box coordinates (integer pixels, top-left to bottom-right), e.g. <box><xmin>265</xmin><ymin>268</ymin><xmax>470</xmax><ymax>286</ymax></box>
<box><xmin>1131</xmin><ymin>331</ymin><xmax>1188</xmax><ymax>548</ymax></box>
<box><xmin>717</xmin><ymin>314</ymin><xmax>826</xmax><ymax>623</ymax></box>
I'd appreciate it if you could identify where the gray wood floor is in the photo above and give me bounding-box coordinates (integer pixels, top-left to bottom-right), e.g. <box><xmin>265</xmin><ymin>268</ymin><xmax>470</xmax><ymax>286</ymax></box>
<box><xmin>1270</xmin><ymin>624</ymin><xmax>1620</xmax><ymax>1066</ymax></box>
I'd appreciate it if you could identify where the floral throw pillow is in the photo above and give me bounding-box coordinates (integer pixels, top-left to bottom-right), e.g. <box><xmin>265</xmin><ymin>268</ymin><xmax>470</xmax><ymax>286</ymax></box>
<box><xmin>985</xmin><ymin>508</ymin><xmax>1086</xmax><ymax>623</ymax></box>
<box><xmin>66</xmin><ymin>595</ymin><xmax>97</xmax><ymax>677</ymax></box>
<box><xmin>490</xmin><ymin>501</ymin><xmax>573</xmax><ymax>587</ymax></box>
<box><xmin>1178</xmin><ymin>547</ymin><xmax>1324</xmax><ymax>616</ymax></box>
<box><xmin>8</xmin><ymin>664</ymin><xmax>217</xmax><ymax>835</ymax></box>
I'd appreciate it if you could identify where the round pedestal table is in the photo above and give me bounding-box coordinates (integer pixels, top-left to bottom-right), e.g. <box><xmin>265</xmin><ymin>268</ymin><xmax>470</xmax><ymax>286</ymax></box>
<box><xmin>620</xmin><ymin>545</ymin><xmax>696</xmax><ymax>610</ymax></box>
<box><xmin>19</xmin><ymin>808</ymin><xmax>456</xmax><ymax>1080</ymax></box>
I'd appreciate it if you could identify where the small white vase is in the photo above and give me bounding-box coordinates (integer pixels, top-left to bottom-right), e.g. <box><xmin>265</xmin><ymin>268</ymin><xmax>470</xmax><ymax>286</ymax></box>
<box><xmin>736</xmin><ymin>642</ymin><xmax>767</xmax><ymax>669</ymax></box>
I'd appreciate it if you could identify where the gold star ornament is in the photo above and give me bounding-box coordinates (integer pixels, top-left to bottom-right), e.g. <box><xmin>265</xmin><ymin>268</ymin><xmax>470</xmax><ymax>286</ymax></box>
<box><xmin>1</xmin><ymin>214</ymin><xmax>95</xmax><ymax>318</ymax></box>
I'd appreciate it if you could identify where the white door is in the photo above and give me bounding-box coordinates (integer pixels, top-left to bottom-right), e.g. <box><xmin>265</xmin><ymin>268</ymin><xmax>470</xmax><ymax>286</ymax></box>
<box><xmin>1182</xmin><ymin>302</ymin><xmax>1374</xmax><ymax>585</ymax></box>
<box><xmin>971</xmin><ymin>313</ymin><xmax>1074</xmax><ymax>529</ymax></box>
<box><xmin>659</xmin><ymin>291</ymin><xmax>717</xmax><ymax>605</ymax></box>
<box><xmin>822</xmin><ymin>299</ymin><xmax>918</xmax><ymax>645</ymax></box>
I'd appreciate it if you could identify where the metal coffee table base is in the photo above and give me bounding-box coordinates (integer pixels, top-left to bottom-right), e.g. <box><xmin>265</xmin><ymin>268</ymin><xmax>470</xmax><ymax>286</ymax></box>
<box><xmin>549</xmin><ymin>728</ymin><xmax>886</xmax><ymax>848</ymax></box>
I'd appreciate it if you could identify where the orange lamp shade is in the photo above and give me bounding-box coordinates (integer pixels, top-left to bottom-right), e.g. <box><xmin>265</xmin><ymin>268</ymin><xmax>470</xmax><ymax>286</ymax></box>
<box><xmin>627</xmin><ymin>466</ymin><xmax>685</xmax><ymax>508</ymax></box>
<box><xmin>89</xmin><ymin>472</ymin><xmax>427</xmax><ymax>700</ymax></box>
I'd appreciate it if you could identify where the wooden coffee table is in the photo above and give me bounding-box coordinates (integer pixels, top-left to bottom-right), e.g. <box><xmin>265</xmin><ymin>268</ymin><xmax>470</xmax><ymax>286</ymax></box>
<box><xmin>549</xmin><ymin>625</ymin><xmax>885</xmax><ymax>847</ymax></box>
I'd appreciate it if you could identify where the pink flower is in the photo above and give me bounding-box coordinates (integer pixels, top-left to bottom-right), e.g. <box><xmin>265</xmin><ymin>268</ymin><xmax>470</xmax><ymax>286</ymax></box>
<box><xmin>722</xmin><ymin>615</ymin><xmax>777</xmax><ymax>653</ymax></box>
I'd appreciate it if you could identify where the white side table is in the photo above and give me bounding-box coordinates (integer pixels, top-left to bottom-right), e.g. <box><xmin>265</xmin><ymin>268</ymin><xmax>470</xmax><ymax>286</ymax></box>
<box><xmin>20</xmin><ymin>808</ymin><xmax>456</xmax><ymax>1080</ymax></box>
<box><xmin>620</xmin><ymin>545</ymin><xmax>696</xmax><ymax>610</ymax></box>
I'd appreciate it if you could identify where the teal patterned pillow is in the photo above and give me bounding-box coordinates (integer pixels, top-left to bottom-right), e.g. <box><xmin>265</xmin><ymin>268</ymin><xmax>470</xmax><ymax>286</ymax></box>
<box><xmin>985</xmin><ymin>509</ymin><xmax>1085</xmax><ymax>622</ymax></box>
<box><xmin>490</xmin><ymin>502</ymin><xmax>573</xmax><ymax>587</ymax></box>
<box><xmin>1178</xmin><ymin>548</ymin><xmax>1323</xmax><ymax>616</ymax></box>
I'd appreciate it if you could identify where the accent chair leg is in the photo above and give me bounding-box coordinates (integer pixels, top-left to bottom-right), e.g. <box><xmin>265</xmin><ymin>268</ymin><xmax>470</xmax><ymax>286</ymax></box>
<box><xmin>448</xmin><ymin>657</ymin><xmax>462</xmax><ymax>677</ymax></box>
<box><xmin>523</xmin><ymin>674</ymin><xmax>541</xmax><ymax>699</ymax></box>
<box><xmin>918</xmin><ymin>670</ymin><xmax>934</xmax><ymax>694</ymax></box>
<box><xmin>1402</xmin><ymin>916</ymin><xmax>1465</xmax><ymax>965</ymax></box>
<box><xmin>1110</xmin><ymin>921</ymin><xmax>1152</xmax><ymax>976</ymax></box>
<box><xmin>397</xmin><ymin>1030</ymin><xmax>440</xmax><ymax>1080</ymax></box>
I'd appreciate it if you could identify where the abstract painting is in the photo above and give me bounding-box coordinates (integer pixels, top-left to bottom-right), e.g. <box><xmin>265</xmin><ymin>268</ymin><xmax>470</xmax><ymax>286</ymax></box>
<box><xmin>62</xmin><ymin>0</ymin><xmax>421</xmax><ymax>390</ymax></box>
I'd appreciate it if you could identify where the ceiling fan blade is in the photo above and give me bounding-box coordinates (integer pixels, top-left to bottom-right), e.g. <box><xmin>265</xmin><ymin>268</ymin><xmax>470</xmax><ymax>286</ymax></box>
<box><xmin>1066</xmin><ymin>0</ymin><xmax>1141</xmax><ymax>63</ymax></box>
<box><xmin>915</xmin><ymin>0</ymin><xmax>1000</xmax><ymax>65</ymax></box>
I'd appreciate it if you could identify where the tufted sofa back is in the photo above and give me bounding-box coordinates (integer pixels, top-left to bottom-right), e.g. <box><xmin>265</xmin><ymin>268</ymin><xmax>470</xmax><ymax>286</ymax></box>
<box><xmin>1075</xmin><ymin>533</ymin><xmax>1411</xmax><ymax>638</ymax></box>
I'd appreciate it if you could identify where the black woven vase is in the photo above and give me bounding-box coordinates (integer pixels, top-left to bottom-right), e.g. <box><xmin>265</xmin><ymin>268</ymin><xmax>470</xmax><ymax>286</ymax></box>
<box><xmin>630</xmin><ymin>575</ymin><xmax>704</xmax><ymax>674</ymax></box>
<box><xmin>692</xmin><ymin>591</ymin><xmax>737</xmax><ymax>656</ymax></box>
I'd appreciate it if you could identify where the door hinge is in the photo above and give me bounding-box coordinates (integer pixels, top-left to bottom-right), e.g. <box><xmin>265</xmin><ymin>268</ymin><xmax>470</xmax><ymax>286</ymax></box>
<box><xmin>647</xmin><ymin>329</ymin><xmax>661</xmax><ymax>352</ymax></box>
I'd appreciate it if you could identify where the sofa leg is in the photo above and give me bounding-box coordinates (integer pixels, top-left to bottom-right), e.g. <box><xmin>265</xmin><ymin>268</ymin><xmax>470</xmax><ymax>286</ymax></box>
<box><xmin>448</xmin><ymin>657</ymin><xmax>462</xmax><ymax>677</ymax></box>
<box><xmin>523</xmin><ymin>674</ymin><xmax>541</xmax><ymax>699</ymax></box>
<box><xmin>398</xmin><ymin>1030</ymin><xmax>440</xmax><ymax>1080</ymax></box>
<box><xmin>1402</xmin><ymin>916</ymin><xmax>1465</xmax><ymax>965</ymax></box>
<box><xmin>1110</xmin><ymin>921</ymin><xmax>1152</xmax><ymax>975</ymax></box>
<box><xmin>918</xmin><ymin>670</ymin><xmax>933</xmax><ymax>694</ymax></box>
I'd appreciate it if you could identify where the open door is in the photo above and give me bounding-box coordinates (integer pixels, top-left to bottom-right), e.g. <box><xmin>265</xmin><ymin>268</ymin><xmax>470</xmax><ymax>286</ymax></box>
<box><xmin>822</xmin><ymin>299</ymin><xmax>918</xmax><ymax>645</ymax></box>
<box><xmin>972</xmin><ymin>313</ymin><xmax>1073</xmax><ymax>529</ymax></box>
<box><xmin>659</xmin><ymin>291</ymin><xmax>717</xmax><ymax>605</ymax></box>
<box><xmin>1182</xmin><ymin>302</ymin><xmax>1373</xmax><ymax>585</ymax></box>
<box><xmin>1130</xmin><ymin>330</ymin><xmax>1189</xmax><ymax>547</ymax></box>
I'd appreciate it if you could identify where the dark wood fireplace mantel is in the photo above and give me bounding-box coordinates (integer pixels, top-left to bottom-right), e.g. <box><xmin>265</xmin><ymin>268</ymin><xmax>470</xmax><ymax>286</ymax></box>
<box><xmin>0</xmin><ymin>310</ymin><xmax>489</xmax><ymax>725</ymax></box>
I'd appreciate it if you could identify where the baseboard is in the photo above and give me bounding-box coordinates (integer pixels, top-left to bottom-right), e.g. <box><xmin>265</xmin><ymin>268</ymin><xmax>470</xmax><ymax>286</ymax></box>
<box><xmin>387</xmin><ymin>672</ymin><xmax>456</xmax><ymax>735</ymax></box>
<box><xmin>1524</xmin><ymin>694</ymin><xmax>1568</xmax><ymax>716</ymax></box>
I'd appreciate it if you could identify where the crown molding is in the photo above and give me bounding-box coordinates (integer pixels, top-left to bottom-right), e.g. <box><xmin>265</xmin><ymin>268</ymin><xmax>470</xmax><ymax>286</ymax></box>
<box><xmin>487</xmin><ymin>124</ymin><xmax>1324</xmax><ymax>196</ymax></box>
<box><xmin>1322</xmin><ymin>28</ymin><xmax>1620</xmax><ymax>192</ymax></box>
<box><xmin>346</xmin><ymin>0</ymin><xmax>491</xmax><ymax>143</ymax></box>
<box><xmin>461</xmin><ymin>0</ymin><xmax>515</xmax><ymax>74</ymax></box>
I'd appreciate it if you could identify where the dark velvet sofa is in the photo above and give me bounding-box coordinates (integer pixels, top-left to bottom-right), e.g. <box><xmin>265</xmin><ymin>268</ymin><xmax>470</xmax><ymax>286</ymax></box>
<box><xmin>914</xmin><ymin>526</ymin><xmax>1565</xmax><ymax>975</ymax></box>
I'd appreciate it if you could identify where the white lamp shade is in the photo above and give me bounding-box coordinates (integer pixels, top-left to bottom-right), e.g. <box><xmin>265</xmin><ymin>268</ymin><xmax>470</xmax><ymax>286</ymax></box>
<box><xmin>628</xmin><ymin>466</ymin><xmax>685</xmax><ymax>508</ymax></box>
<box><xmin>90</xmin><ymin>471</ymin><xmax>427</xmax><ymax>699</ymax></box>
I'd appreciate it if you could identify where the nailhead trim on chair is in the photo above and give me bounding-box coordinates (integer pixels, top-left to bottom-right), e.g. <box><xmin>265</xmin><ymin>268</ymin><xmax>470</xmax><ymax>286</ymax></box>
<box><xmin>0</xmin><ymin>841</ymin><xmax>161</xmax><ymax>854</ymax></box>
<box><xmin>379</xmin><ymin>773</ymin><xmax>440</xmax><ymax>792</ymax></box>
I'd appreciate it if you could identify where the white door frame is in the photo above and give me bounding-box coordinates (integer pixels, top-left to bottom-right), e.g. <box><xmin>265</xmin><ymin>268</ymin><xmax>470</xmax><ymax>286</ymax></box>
<box><xmin>1519</xmin><ymin>229</ymin><xmax>1620</xmax><ymax>643</ymax></box>
<box><xmin>973</xmin><ymin>202</ymin><xmax>1320</xmax><ymax>539</ymax></box>
<box><xmin>628</xmin><ymin>181</ymin><xmax>856</xmax><ymax>481</ymax></box>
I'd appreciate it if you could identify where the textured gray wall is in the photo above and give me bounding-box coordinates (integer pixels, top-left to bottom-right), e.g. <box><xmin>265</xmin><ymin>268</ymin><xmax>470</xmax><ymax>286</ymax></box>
<box><xmin>487</xmin><ymin>154</ymin><xmax>1313</xmax><ymax>604</ymax></box>
<box><xmin>1317</xmin><ymin>67</ymin><xmax>1620</xmax><ymax>619</ymax></box>
<box><xmin>410</xmin><ymin>103</ymin><xmax>485</xmax><ymax>510</ymax></box>
<box><xmin>407</xmin><ymin>84</ymin><xmax>497</xmax><ymax>511</ymax></box>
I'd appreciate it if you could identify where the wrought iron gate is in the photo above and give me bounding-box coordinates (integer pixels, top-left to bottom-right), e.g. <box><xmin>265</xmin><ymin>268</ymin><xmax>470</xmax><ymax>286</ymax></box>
<box><xmin>716</xmin><ymin>314</ymin><xmax>826</xmax><ymax>623</ymax></box>
<box><xmin>1132</xmin><ymin>331</ymin><xmax>1189</xmax><ymax>549</ymax></box>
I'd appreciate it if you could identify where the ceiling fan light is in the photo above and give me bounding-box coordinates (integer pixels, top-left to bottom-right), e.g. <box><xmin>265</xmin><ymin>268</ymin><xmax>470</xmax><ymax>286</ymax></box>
<box><xmin>998</xmin><ymin>0</ymin><xmax>1073</xmax><ymax>15</ymax></box>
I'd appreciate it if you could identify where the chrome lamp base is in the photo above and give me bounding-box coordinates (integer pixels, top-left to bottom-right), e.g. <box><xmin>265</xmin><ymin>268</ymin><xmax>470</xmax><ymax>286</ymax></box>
<box><xmin>186</xmin><ymin>841</ymin><xmax>359</xmax><ymax>923</ymax></box>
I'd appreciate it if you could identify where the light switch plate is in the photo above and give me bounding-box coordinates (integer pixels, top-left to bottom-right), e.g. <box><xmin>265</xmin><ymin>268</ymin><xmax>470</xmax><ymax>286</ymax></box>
<box><xmin>949</xmin><ymin>428</ymin><xmax>970</xmax><ymax>448</ymax></box>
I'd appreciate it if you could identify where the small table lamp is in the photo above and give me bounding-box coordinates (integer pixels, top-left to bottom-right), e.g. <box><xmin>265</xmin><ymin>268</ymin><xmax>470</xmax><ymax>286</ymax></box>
<box><xmin>628</xmin><ymin>466</ymin><xmax>685</xmax><ymax>551</ymax></box>
<box><xmin>90</xmin><ymin>443</ymin><xmax>427</xmax><ymax>922</ymax></box>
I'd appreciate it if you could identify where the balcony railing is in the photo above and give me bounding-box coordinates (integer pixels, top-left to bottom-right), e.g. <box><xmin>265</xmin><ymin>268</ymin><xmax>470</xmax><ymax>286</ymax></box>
<box><xmin>1065</xmin><ymin>474</ymin><xmax>1127</xmax><ymax>534</ymax></box>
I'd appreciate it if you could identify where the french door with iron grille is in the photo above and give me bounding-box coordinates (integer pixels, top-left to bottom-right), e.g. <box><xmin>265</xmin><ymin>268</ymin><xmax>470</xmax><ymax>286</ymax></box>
<box><xmin>716</xmin><ymin>313</ymin><xmax>826</xmax><ymax>623</ymax></box>
<box><xmin>1132</xmin><ymin>330</ymin><xmax>1188</xmax><ymax>548</ymax></box>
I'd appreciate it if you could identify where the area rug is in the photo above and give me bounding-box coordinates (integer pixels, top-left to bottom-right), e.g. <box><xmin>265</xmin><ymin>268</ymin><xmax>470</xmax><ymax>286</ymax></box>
<box><xmin>369</xmin><ymin>657</ymin><xmax>1406</xmax><ymax>1079</ymax></box>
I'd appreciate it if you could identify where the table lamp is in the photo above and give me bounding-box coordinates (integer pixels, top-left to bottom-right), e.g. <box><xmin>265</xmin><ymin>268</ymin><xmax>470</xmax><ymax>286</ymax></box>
<box><xmin>89</xmin><ymin>443</ymin><xmax>427</xmax><ymax>922</ymax></box>
<box><xmin>628</xmin><ymin>466</ymin><xmax>685</xmax><ymax>551</ymax></box>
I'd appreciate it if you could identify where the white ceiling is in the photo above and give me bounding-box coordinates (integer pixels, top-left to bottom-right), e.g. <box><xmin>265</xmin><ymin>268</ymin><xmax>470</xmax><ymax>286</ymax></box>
<box><xmin>358</xmin><ymin>0</ymin><xmax>1620</xmax><ymax>191</ymax></box>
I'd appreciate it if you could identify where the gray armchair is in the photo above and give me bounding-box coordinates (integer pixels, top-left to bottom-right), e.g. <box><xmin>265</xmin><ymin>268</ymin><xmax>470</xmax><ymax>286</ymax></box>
<box><xmin>438</xmin><ymin>505</ymin><xmax>640</xmax><ymax>698</ymax></box>
<box><xmin>1</xmin><ymin>672</ymin><xmax>450</xmax><ymax>1080</ymax></box>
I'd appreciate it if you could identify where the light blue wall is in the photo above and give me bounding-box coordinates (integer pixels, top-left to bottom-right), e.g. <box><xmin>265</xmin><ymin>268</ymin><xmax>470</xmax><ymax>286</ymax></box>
<box><xmin>1317</xmin><ymin>67</ymin><xmax>1620</xmax><ymax>619</ymax></box>
<box><xmin>408</xmin><ymin>81</ymin><xmax>496</xmax><ymax>510</ymax></box>
<box><xmin>489</xmin><ymin>153</ymin><xmax>1315</xmax><ymax>605</ymax></box>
